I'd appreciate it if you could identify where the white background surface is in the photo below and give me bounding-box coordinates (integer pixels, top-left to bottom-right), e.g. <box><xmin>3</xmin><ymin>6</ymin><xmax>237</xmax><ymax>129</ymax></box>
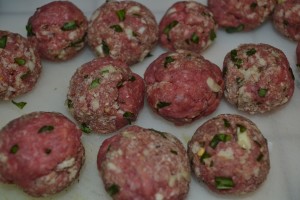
<box><xmin>0</xmin><ymin>0</ymin><xmax>300</xmax><ymax>200</ymax></box>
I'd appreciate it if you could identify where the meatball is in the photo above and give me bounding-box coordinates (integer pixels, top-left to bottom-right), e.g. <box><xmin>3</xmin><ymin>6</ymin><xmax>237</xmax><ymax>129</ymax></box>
<box><xmin>188</xmin><ymin>114</ymin><xmax>270</xmax><ymax>195</ymax></box>
<box><xmin>159</xmin><ymin>1</ymin><xmax>217</xmax><ymax>53</ymax></box>
<box><xmin>208</xmin><ymin>0</ymin><xmax>276</xmax><ymax>32</ymax></box>
<box><xmin>97</xmin><ymin>125</ymin><xmax>191</xmax><ymax>200</ymax></box>
<box><xmin>87</xmin><ymin>1</ymin><xmax>159</xmax><ymax>65</ymax></box>
<box><xmin>0</xmin><ymin>112</ymin><xmax>85</xmax><ymax>197</ymax></box>
<box><xmin>144</xmin><ymin>50</ymin><xmax>224</xmax><ymax>125</ymax></box>
<box><xmin>67</xmin><ymin>57</ymin><xmax>145</xmax><ymax>134</ymax></box>
<box><xmin>26</xmin><ymin>1</ymin><xmax>88</xmax><ymax>61</ymax></box>
<box><xmin>222</xmin><ymin>43</ymin><xmax>294</xmax><ymax>114</ymax></box>
<box><xmin>0</xmin><ymin>30</ymin><xmax>42</xmax><ymax>100</ymax></box>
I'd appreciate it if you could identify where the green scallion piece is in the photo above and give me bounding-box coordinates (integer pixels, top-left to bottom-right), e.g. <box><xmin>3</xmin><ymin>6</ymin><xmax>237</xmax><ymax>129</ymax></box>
<box><xmin>61</xmin><ymin>21</ymin><xmax>78</xmax><ymax>31</ymax></box>
<box><xmin>225</xmin><ymin>24</ymin><xmax>244</xmax><ymax>33</ymax></box>
<box><xmin>237</xmin><ymin>124</ymin><xmax>247</xmax><ymax>133</ymax></box>
<box><xmin>210</xmin><ymin>29</ymin><xmax>217</xmax><ymax>41</ymax></box>
<box><xmin>170</xmin><ymin>149</ymin><xmax>178</xmax><ymax>155</ymax></box>
<box><xmin>209</xmin><ymin>134</ymin><xmax>231</xmax><ymax>149</ymax></box>
<box><xmin>123</xmin><ymin>111</ymin><xmax>135</xmax><ymax>124</ymax></box>
<box><xmin>26</xmin><ymin>24</ymin><xmax>35</xmax><ymax>36</ymax></box>
<box><xmin>81</xmin><ymin>123</ymin><xmax>92</xmax><ymax>134</ymax></box>
<box><xmin>107</xmin><ymin>184</ymin><xmax>120</xmax><ymax>197</ymax></box>
<box><xmin>215</xmin><ymin>177</ymin><xmax>235</xmax><ymax>189</ymax></box>
<box><xmin>223</xmin><ymin>119</ymin><xmax>231</xmax><ymax>128</ymax></box>
<box><xmin>246</xmin><ymin>48</ymin><xmax>256</xmax><ymax>56</ymax></box>
<box><xmin>230</xmin><ymin>49</ymin><xmax>243</xmax><ymax>68</ymax></box>
<box><xmin>0</xmin><ymin>35</ymin><xmax>7</xmax><ymax>48</ymax></box>
<box><xmin>200</xmin><ymin>150</ymin><xmax>211</xmax><ymax>163</ymax></box>
<box><xmin>110</xmin><ymin>24</ymin><xmax>123</xmax><ymax>32</ymax></box>
<box><xmin>148</xmin><ymin>128</ymin><xmax>168</xmax><ymax>139</ymax></box>
<box><xmin>14</xmin><ymin>58</ymin><xmax>26</xmax><ymax>66</ymax></box>
<box><xmin>11</xmin><ymin>100</ymin><xmax>27</xmax><ymax>109</ymax></box>
<box><xmin>163</xmin><ymin>20</ymin><xmax>179</xmax><ymax>40</ymax></box>
<box><xmin>38</xmin><ymin>125</ymin><xmax>54</xmax><ymax>133</ymax></box>
<box><xmin>128</xmin><ymin>75</ymin><xmax>136</xmax><ymax>82</ymax></box>
<box><xmin>10</xmin><ymin>144</ymin><xmax>19</xmax><ymax>154</ymax></box>
<box><xmin>191</xmin><ymin>32</ymin><xmax>199</xmax><ymax>44</ymax></box>
<box><xmin>116</xmin><ymin>9</ymin><xmax>126</xmax><ymax>21</ymax></box>
<box><xmin>90</xmin><ymin>78</ymin><xmax>100</xmax><ymax>89</ymax></box>
<box><xmin>164</xmin><ymin>56</ymin><xmax>175</xmax><ymax>68</ymax></box>
<box><xmin>258</xmin><ymin>88</ymin><xmax>268</xmax><ymax>97</ymax></box>
<box><xmin>102</xmin><ymin>40</ymin><xmax>110</xmax><ymax>55</ymax></box>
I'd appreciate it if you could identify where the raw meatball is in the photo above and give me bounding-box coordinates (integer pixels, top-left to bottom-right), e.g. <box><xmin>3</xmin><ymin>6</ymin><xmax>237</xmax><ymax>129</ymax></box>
<box><xmin>208</xmin><ymin>0</ymin><xmax>276</xmax><ymax>32</ymax></box>
<box><xmin>272</xmin><ymin>0</ymin><xmax>300</xmax><ymax>41</ymax></box>
<box><xmin>188</xmin><ymin>114</ymin><xmax>270</xmax><ymax>195</ymax></box>
<box><xmin>0</xmin><ymin>112</ymin><xmax>85</xmax><ymax>197</ymax></box>
<box><xmin>87</xmin><ymin>1</ymin><xmax>158</xmax><ymax>65</ymax></box>
<box><xmin>67</xmin><ymin>57</ymin><xmax>145</xmax><ymax>134</ymax></box>
<box><xmin>26</xmin><ymin>1</ymin><xmax>88</xmax><ymax>61</ymax></box>
<box><xmin>0</xmin><ymin>30</ymin><xmax>42</xmax><ymax>100</ymax></box>
<box><xmin>159</xmin><ymin>1</ymin><xmax>217</xmax><ymax>53</ymax></box>
<box><xmin>97</xmin><ymin>125</ymin><xmax>191</xmax><ymax>200</ymax></box>
<box><xmin>223</xmin><ymin>43</ymin><xmax>294</xmax><ymax>114</ymax></box>
<box><xmin>144</xmin><ymin>50</ymin><xmax>224</xmax><ymax>125</ymax></box>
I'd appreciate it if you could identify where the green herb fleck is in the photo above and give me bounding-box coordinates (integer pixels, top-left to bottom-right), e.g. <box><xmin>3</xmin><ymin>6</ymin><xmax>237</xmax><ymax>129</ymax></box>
<box><xmin>66</xmin><ymin>99</ymin><xmax>73</xmax><ymax>109</ymax></box>
<box><xmin>258</xmin><ymin>88</ymin><xmax>268</xmax><ymax>97</ymax></box>
<box><xmin>69</xmin><ymin>34</ymin><xmax>86</xmax><ymax>47</ymax></box>
<box><xmin>81</xmin><ymin>123</ymin><xmax>92</xmax><ymax>134</ymax></box>
<box><xmin>149</xmin><ymin>128</ymin><xmax>168</xmax><ymax>139</ymax></box>
<box><xmin>163</xmin><ymin>20</ymin><xmax>179</xmax><ymax>40</ymax></box>
<box><xmin>102</xmin><ymin>40</ymin><xmax>110</xmax><ymax>55</ymax></box>
<box><xmin>237</xmin><ymin>124</ymin><xmax>247</xmax><ymax>133</ymax></box>
<box><xmin>107</xmin><ymin>184</ymin><xmax>120</xmax><ymax>197</ymax></box>
<box><xmin>100</xmin><ymin>69</ymin><xmax>110</xmax><ymax>75</ymax></box>
<box><xmin>225</xmin><ymin>24</ymin><xmax>244</xmax><ymax>33</ymax></box>
<box><xmin>90</xmin><ymin>78</ymin><xmax>101</xmax><ymax>89</ymax></box>
<box><xmin>170</xmin><ymin>149</ymin><xmax>178</xmax><ymax>155</ymax></box>
<box><xmin>116</xmin><ymin>9</ymin><xmax>126</xmax><ymax>21</ymax></box>
<box><xmin>14</xmin><ymin>58</ymin><xmax>26</xmax><ymax>66</ymax></box>
<box><xmin>230</xmin><ymin>49</ymin><xmax>243</xmax><ymax>68</ymax></box>
<box><xmin>10</xmin><ymin>144</ymin><xmax>19</xmax><ymax>154</ymax></box>
<box><xmin>210</xmin><ymin>29</ymin><xmax>216</xmax><ymax>41</ymax></box>
<box><xmin>223</xmin><ymin>118</ymin><xmax>231</xmax><ymax>128</ymax></box>
<box><xmin>26</xmin><ymin>24</ymin><xmax>35</xmax><ymax>36</ymax></box>
<box><xmin>123</xmin><ymin>111</ymin><xmax>135</xmax><ymax>124</ymax></box>
<box><xmin>191</xmin><ymin>32</ymin><xmax>199</xmax><ymax>44</ymax></box>
<box><xmin>0</xmin><ymin>35</ymin><xmax>7</xmax><ymax>48</ymax></box>
<box><xmin>38</xmin><ymin>125</ymin><xmax>54</xmax><ymax>133</ymax></box>
<box><xmin>246</xmin><ymin>48</ymin><xmax>256</xmax><ymax>56</ymax></box>
<box><xmin>209</xmin><ymin>134</ymin><xmax>231</xmax><ymax>149</ymax></box>
<box><xmin>215</xmin><ymin>177</ymin><xmax>235</xmax><ymax>189</ymax></box>
<box><xmin>110</xmin><ymin>24</ymin><xmax>123</xmax><ymax>32</ymax></box>
<box><xmin>128</xmin><ymin>75</ymin><xmax>136</xmax><ymax>82</ymax></box>
<box><xmin>11</xmin><ymin>100</ymin><xmax>27</xmax><ymax>109</ymax></box>
<box><xmin>20</xmin><ymin>71</ymin><xmax>30</xmax><ymax>79</ymax></box>
<box><xmin>61</xmin><ymin>21</ymin><xmax>78</xmax><ymax>31</ymax></box>
<box><xmin>157</xmin><ymin>101</ymin><xmax>171</xmax><ymax>109</ymax></box>
<box><xmin>200</xmin><ymin>150</ymin><xmax>211</xmax><ymax>163</ymax></box>
<box><xmin>164</xmin><ymin>56</ymin><xmax>175</xmax><ymax>68</ymax></box>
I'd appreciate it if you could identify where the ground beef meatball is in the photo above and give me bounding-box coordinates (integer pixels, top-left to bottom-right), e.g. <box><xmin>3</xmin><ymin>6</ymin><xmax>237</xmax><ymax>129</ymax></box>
<box><xmin>208</xmin><ymin>0</ymin><xmax>276</xmax><ymax>32</ymax></box>
<box><xmin>97</xmin><ymin>125</ymin><xmax>191</xmax><ymax>200</ymax></box>
<box><xmin>223</xmin><ymin>43</ymin><xmax>294</xmax><ymax>114</ymax></box>
<box><xmin>158</xmin><ymin>1</ymin><xmax>217</xmax><ymax>53</ymax></box>
<box><xmin>0</xmin><ymin>30</ymin><xmax>42</xmax><ymax>100</ymax></box>
<box><xmin>0</xmin><ymin>112</ymin><xmax>85</xmax><ymax>197</ymax></box>
<box><xmin>272</xmin><ymin>0</ymin><xmax>300</xmax><ymax>41</ymax></box>
<box><xmin>26</xmin><ymin>1</ymin><xmax>88</xmax><ymax>61</ymax></box>
<box><xmin>188</xmin><ymin>114</ymin><xmax>270</xmax><ymax>195</ymax></box>
<box><xmin>87</xmin><ymin>1</ymin><xmax>158</xmax><ymax>65</ymax></box>
<box><xmin>67</xmin><ymin>57</ymin><xmax>145</xmax><ymax>134</ymax></box>
<box><xmin>144</xmin><ymin>50</ymin><xmax>224</xmax><ymax>125</ymax></box>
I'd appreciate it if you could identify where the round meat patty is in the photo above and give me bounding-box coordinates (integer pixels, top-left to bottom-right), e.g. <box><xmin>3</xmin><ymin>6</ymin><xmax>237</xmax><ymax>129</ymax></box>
<box><xmin>208</xmin><ymin>0</ymin><xmax>276</xmax><ymax>32</ymax></box>
<box><xmin>0</xmin><ymin>30</ymin><xmax>42</xmax><ymax>100</ymax></box>
<box><xmin>187</xmin><ymin>114</ymin><xmax>270</xmax><ymax>195</ymax></box>
<box><xmin>67</xmin><ymin>57</ymin><xmax>145</xmax><ymax>134</ymax></box>
<box><xmin>26</xmin><ymin>1</ymin><xmax>88</xmax><ymax>61</ymax></box>
<box><xmin>159</xmin><ymin>1</ymin><xmax>217</xmax><ymax>53</ymax></box>
<box><xmin>272</xmin><ymin>1</ymin><xmax>300</xmax><ymax>41</ymax></box>
<box><xmin>223</xmin><ymin>43</ymin><xmax>294</xmax><ymax>114</ymax></box>
<box><xmin>97</xmin><ymin>125</ymin><xmax>191</xmax><ymax>200</ymax></box>
<box><xmin>0</xmin><ymin>112</ymin><xmax>85</xmax><ymax>197</ymax></box>
<box><xmin>87</xmin><ymin>1</ymin><xmax>158</xmax><ymax>65</ymax></box>
<box><xmin>144</xmin><ymin>50</ymin><xmax>224</xmax><ymax>125</ymax></box>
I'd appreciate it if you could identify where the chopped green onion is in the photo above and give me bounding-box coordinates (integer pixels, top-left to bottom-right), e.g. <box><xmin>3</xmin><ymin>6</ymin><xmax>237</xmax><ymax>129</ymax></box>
<box><xmin>170</xmin><ymin>149</ymin><xmax>178</xmax><ymax>155</ymax></box>
<box><xmin>163</xmin><ymin>20</ymin><xmax>179</xmax><ymax>40</ymax></box>
<box><xmin>123</xmin><ymin>111</ymin><xmax>135</xmax><ymax>124</ymax></box>
<box><xmin>110</xmin><ymin>24</ymin><xmax>123</xmax><ymax>32</ymax></box>
<box><xmin>222</xmin><ymin>66</ymin><xmax>228</xmax><ymax>76</ymax></box>
<box><xmin>210</xmin><ymin>29</ymin><xmax>216</xmax><ymax>41</ymax></box>
<box><xmin>38</xmin><ymin>125</ymin><xmax>54</xmax><ymax>133</ymax></box>
<box><xmin>0</xmin><ymin>35</ymin><xmax>7</xmax><ymax>48</ymax></box>
<box><xmin>102</xmin><ymin>40</ymin><xmax>110</xmax><ymax>55</ymax></box>
<box><xmin>61</xmin><ymin>21</ymin><xmax>78</xmax><ymax>31</ymax></box>
<box><xmin>20</xmin><ymin>71</ymin><xmax>30</xmax><ymax>79</ymax></box>
<box><xmin>258</xmin><ymin>88</ymin><xmax>268</xmax><ymax>97</ymax></box>
<box><xmin>116</xmin><ymin>9</ymin><xmax>126</xmax><ymax>21</ymax></box>
<box><xmin>157</xmin><ymin>101</ymin><xmax>171</xmax><ymax>109</ymax></box>
<box><xmin>117</xmin><ymin>81</ymin><xmax>124</xmax><ymax>88</ymax></box>
<box><xmin>69</xmin><ymin>34</ymin><xmax>86</xmax><ymax>47</ymax></box>
<box><xmin>246</xmin><ymin>48</ymin><xmax>256</xmax><ymax>56</ymax></box>
<box><xmin>11</xmin><ymin>100</ymin><xmax>27</xmax><ymax>109</ymax></box>
<box><xmin>128</xmin><ymin>75</ymin><xmax>136</xmax><ymax>82</ymax></box>
<box><xmin>191</xmin><ymin>32</ymin><xmax>199</xmax><ymax>44</ymax></box>
<box><xmin>148</xmin><ymin>128</ymin><xmax>168</xmax><ymax>139</ymax></box>
<box><xmin>100</xmin><ymin>69</ymin><xmax>110</xmax><ymax>75</ymax></box>
<box><xmin>164</xmin><ymin>56</ymin><xmax>175</xmax><ymax>68</ymax></box>
<box><xmin>90</xmin><ymin>78</ymin><xmax>101</xmax><ymax>89</ymax></box>
<box><xmin>200</xmin><ymin>150</ymin><xmax>211</xmax><ymax>163</ymax></box>
<box><xmin>10</xmin><ymin>144</ymin><xmax>19</xmax><ymax>154</ymax></box>
<box><xmin>230</xmin><ymin>49</ymin><xmax>243</xmax><ymax>68</ymax></box>
<box><xmin>107</xmin><ymin>184</ymin><xmax>120</xmax><ymax>197</ymax></box>
<box><xmin>14</xmin><ymin>58</ymin><xmax>26</xmax><ymax>66</ymax></box>
<box><xmin>209</xmin><ymin>134</ymin><xmax>231</xmax><ymax>149</ymax></box>
<box><xmin>215</xmin><ymin>177</ymin><xmax>235</xmax><ymax>189</ymax></box>
<box><xmin>66</xmin><ymin>99</ymin><xmax>73</xmax><ymax>109</ymax></box>
<box><xmin>26</xmin><ymin>24</ymin><xmax>35</xmax><ymax>36</ymax></box>
<box><xmin>225</xmin><ymin>24</ymin><xmax>244</xmax><ymax>33</ymax></box>
<box><xmin>80</xmin><ymin>123</ymin><xmax>92</xmax><ymax>134</ymax></box>
<box><xmin>223</xmin><ymin>119</ymin><xmax>231</xmax><ymax>128</ymax></box>
<box><xmin>237</xmin><ymin>124</ymin><xmax>246</xmax><ymax>133</ymax></box>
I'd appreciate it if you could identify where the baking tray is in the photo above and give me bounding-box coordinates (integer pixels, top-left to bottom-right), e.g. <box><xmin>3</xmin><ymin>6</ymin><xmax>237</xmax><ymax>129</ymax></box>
<box><xmin>0</xmin><ymin>0</ymin><xmax>299</xmax><ymax>199</ymax></box>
